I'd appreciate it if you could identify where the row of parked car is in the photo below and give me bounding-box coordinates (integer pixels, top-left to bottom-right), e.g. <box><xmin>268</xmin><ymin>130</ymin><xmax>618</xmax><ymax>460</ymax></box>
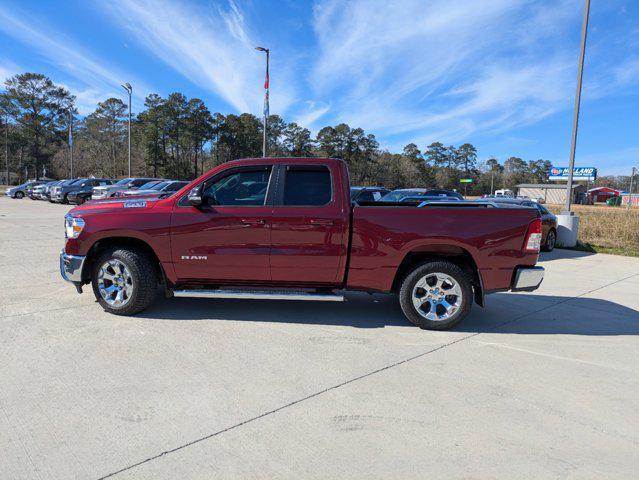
<box><xmin>5</xmin><ymin>178</ymin><xmax>189</xmax><ymax>204</ymax></box>
<box><xmin>6</xmin><ymin>179</ymin><xmax>557</xmax><ymax>252</ymax></box>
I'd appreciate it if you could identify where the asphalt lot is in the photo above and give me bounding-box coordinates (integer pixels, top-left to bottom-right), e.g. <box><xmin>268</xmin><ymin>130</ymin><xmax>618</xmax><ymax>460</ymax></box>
<box><xmin>1</xmin><ymin>196</ymin><xmax>638</xmax><ymax>479</ymax></box>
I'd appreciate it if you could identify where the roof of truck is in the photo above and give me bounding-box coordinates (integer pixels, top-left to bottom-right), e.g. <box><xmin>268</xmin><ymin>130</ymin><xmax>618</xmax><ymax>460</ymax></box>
<box><xmin>229</xmin><ymin>157</ymin><xmax>346</xmax><ymax>166</ymax></box>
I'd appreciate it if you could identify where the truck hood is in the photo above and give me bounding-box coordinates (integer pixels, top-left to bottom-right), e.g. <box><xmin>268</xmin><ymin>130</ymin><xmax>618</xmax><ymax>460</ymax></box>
<box><xmin>69</xmin><ymin>197</ymin><xmax>160</xmax><ymax>215</ymax></box>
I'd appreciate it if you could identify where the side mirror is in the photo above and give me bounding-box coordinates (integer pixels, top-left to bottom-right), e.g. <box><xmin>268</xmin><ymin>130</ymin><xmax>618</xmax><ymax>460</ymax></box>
<box><xmin>188</xmin><ymin>186</ymin><xmax>203</xmax><ymax>206</ymax></box>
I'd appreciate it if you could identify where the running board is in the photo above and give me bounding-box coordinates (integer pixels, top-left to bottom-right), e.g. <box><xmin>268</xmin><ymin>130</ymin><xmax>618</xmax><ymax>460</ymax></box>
<box><xmin>172</xmin><ymin>289</ymin><xmax>344</xmax><ymax>302</ymax></box>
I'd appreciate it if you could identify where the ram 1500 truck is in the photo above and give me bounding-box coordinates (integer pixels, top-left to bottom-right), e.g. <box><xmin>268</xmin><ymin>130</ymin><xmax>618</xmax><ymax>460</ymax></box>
<box><xmin>59</xmin><ymin>158</ymin><xmax>544</xmax><ymax>330</ymax></box>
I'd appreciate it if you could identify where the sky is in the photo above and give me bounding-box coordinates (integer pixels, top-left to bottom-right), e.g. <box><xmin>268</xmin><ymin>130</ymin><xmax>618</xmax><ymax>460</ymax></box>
<box><xmin>1</xmin><ymin>0</ymin><xmax>638</xmax><ymax>176</ymax></box>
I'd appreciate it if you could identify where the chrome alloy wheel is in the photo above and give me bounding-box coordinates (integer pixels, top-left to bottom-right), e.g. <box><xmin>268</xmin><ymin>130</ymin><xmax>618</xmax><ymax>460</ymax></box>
<box><xmin>412</xmin><ymin>272</ymin><xmax>463</xmax><ymax>321</ymax></box>
<box><xmin>97</xmin><ymin>259</ymin><xmax>134</xmax><ymax>307</ymax></box>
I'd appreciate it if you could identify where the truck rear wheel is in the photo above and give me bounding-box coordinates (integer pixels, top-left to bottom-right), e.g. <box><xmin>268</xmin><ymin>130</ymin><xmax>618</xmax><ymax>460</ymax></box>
<box><xmin>91</xmin><ymin>247</ymin><xmax>158</xmax><ymax>315</ymax></box>
<box><xmin>399</xmin><ymin>260</ymin><xmax>472</xmax><ymax>330</ymax></box>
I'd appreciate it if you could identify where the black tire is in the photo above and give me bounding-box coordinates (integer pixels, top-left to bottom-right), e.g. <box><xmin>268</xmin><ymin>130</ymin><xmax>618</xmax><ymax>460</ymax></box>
<box><xmin>62</xmin><ymin>193</ymin><xmax>69</xmax><ymax>204</ymax></box>
<box><xmin>15</xmin><ymin>191</ymin><xmax>24</xmax><ymax>199</ymax></box>
<box><xmin>542</xmin><ymin>228</ymin><xmax>556</xmax><ymax>252</ymax></box>
<box><xmin>399</xmin><ymin>260</ymin><xmax>473</xmax><ymax>330</ymax></box>
<box><xmin>91</xmin><ymin>247</ymin><xmax>158</xmax><ymax>315</ymax></box>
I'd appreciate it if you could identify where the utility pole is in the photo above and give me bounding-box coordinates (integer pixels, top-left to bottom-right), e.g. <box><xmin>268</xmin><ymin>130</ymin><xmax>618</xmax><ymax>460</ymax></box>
<box><xmin>68</xmin><ymin>110</ymin><xmax>74</xmax><ymax>178</ymax></box>
<box><xmin>255</xmin><ymin>46</ymin><xmax>269</xmax><ymax>158</ymax></box>
<box><xmin>4</xmin><ymin>113</ymin><xmax>8</xmax><ymax>186</ymax></box>
<box><xmin>121</xmin><ymin>83</ymin><xmax>133</xmax><ymax>176</ymax></box>
<box><xmin>564</xmin><ymin>0</ymin><xmax>590</xmax><ymax>214</ymax></box>
<box><xmin>490</xmin><ymin>170</ymin><xmax>494</xmax><ymax>195</ymax></box>
<box><xmin>628</xmin><ymin>166</ymin><xmax>636</xmax><ymax>210</ymax></box>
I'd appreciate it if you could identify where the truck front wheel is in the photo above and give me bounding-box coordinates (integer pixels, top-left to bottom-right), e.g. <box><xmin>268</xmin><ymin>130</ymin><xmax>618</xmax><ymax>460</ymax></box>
<box><xmin>91</xmin><ymin>247</ymin><xmax>158</xmax><ymax>315</ymax></box>
<box><xmin>399</xmin><ymin>260</ymin><xmax>473</xmax><ymax>330</ymax></box>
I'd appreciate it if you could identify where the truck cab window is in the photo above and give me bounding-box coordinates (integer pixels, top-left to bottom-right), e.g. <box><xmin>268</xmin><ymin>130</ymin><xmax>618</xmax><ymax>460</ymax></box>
<box><xmin>282</xmin><ymin>166</ymin><xmax>331</xmax><ymax>206</ymax></box>
<box><xmin>203</xmin><ymin>168</ymin><xmax>271</xmax><ymax>206</ymax></box>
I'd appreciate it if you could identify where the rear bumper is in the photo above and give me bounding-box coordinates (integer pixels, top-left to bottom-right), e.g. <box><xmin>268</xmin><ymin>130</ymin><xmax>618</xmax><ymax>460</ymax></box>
<box><xmin>60</xmin><ymin>249</ymin><xmax>86</xmax><ymax>284</ymax></box>
<box><xmin>511</xmin><ymin>266</ymin><xmax>544</xmax><ymax>292</ymax></box>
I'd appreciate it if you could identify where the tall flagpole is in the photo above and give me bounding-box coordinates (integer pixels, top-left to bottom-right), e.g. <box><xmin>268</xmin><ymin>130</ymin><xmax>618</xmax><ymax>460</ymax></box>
<box><xmin>255</xmin><ymin>46</ymin><xmax>269</xmax><ymax>158</ymax></box>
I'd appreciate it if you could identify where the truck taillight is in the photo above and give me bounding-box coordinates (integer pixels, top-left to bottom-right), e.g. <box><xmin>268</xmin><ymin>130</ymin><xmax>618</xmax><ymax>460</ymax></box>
<box><xmin>523</xmin><ymin>218</ymin><xmax>542</xmax><ymax>253</ymax></box>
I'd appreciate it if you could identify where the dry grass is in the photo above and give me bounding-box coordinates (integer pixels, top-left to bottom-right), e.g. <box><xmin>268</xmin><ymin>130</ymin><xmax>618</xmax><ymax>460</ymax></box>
<box><xmin>547</xmin><ymin>204</ymin><xmax>639</xmax><ymax>256</ymax></box>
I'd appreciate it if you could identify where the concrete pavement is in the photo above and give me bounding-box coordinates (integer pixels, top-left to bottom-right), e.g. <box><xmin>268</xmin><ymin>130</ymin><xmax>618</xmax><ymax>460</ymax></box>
<box><xmin>1</xmin><ymin>197</ymin><xmax>638</xmax><ymax>479</ymax></box>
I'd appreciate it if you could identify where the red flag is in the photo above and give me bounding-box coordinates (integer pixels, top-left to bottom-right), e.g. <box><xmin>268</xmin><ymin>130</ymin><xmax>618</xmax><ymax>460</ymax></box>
<box><xmin>264</xmin><ymin>68</ymin><xmax>269</xmax><ymax>90</ymax></box>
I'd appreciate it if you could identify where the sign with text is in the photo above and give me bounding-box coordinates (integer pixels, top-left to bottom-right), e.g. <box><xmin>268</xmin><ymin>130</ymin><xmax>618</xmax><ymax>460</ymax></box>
<box><xmin>549</xmin><ymin>166</ymin><xmax>597</xmax><ymax>181</ymax></box>
<box><xmin>459</xmin><ymin>178</ymin><xmax>473</xmax><ymax>183</ymax></box>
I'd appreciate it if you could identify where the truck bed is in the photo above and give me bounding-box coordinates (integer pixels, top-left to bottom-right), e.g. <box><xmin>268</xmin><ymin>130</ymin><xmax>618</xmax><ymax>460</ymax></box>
<box><xmin>347</xmin><ymin>203</ymin><xmax>540</xmax><ymax>292</ymax></box>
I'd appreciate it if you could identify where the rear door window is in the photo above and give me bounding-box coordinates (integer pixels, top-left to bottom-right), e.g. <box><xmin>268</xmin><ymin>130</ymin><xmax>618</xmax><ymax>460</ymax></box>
<box><xmin>281</xmin><ymin>166</ymin><xmax>332</xmax><ymax>206</ymax></box>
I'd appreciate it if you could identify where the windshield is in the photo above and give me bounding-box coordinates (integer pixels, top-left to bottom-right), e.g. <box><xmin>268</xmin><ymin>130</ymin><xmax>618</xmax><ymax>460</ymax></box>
<box><xmin>380</xmin><ymin>190</ymin><xmax>424</xmax><ymax>202</ymax></box>
<box><xmin>115</xmin><ymin>178</ymin><xmax>132</xmax><ymax>185</ymax></box>
<box><xmin>70</xmin><ymin>178</ymin><xmax>87</xmax><ymax>185</ymax></box>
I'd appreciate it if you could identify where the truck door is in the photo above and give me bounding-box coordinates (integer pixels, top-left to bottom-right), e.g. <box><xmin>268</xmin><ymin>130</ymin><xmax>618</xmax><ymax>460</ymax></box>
<box><xmin>170</xmin><ymin>165</ymin><xmax>274</xmax><ymax>283</ymax></box>
<box><xmin>270</xmin><ymin>163</ymin><xmax>349</xmax><ymax>286</ymax></box>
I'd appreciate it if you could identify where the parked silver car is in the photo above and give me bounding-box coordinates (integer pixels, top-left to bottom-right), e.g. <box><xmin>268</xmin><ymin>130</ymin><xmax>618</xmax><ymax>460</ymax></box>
<box><xmin>5</xmin><ymin>181</ymin><xmax>45</xmax><ymax>199</ymax></box>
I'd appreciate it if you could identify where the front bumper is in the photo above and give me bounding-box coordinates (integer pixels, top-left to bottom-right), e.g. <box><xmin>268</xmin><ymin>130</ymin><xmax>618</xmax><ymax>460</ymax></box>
<box><xmin>512</xmin><ymin>266</ymin><xmax>544</xmax><ymax>292</ymax></box>
<box><xmin>60</xmin><ymin>249</ymin><xmax>86</xmax><ymax>284</ymax></box>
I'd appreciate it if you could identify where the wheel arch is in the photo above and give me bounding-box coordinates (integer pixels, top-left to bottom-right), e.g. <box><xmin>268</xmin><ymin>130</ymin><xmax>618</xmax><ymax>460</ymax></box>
<box><xmin>391</xmin><ymin>245</ymin><xmax>485</xmax><ymax>306</ymax></box>
<box><xmin>81</xmin><ymin>236</ymin><xmax>166</xmax><ymax>286</ymax></box>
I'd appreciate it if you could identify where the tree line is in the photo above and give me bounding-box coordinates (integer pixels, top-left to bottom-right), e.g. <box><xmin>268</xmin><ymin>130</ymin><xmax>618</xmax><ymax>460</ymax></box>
<box><xmin>1</xmin><ymin>73</ymin><xmax>633</xmax><ymax>193</ymax></box>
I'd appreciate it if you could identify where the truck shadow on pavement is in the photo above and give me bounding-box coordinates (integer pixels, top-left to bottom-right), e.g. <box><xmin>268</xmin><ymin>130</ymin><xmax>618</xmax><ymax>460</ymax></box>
<box><xmin>538</xmin><ymin>248</ymin><xmax>596</xmax><ymax>262</ymax></box>
<box><xmin>140</xmin><ymin>291</ymin><xmax>639</xmax><ymax>335</ymax></box>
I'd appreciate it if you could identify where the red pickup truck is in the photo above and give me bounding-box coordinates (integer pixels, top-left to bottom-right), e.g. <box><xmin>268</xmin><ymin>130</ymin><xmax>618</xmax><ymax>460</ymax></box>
<box><xmin>60</xmin><ymin>157</ymin><xmax>544</xmax><ymax>330</ymax></box>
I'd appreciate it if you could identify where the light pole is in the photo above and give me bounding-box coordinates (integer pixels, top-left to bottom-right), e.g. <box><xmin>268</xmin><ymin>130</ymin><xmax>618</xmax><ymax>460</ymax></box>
<box><xmin>490</xmin><ymin>170</ymin><xmax>494</xmax><ymax>195</ymax></box>
<box><xmin>4</xmin><ymin>113</ymin><xmax>8</xmax><ymax>186</ymax></box>
<box><xmin>121</xmin><ymin>82</ymin><xmax>132</xmax><ymax>176</ymax></box>
<box><xmin>564</xmin><ymin>0</ymin><xmax>590</xmax><ymax>214</ymax></box>
<box><xmin>556</xmin><ymin>0</ymin><xmax>590</xmax><ymax>248</ymax></box>
<box><xmin>255</xmin><ymin>46</ymin><xmax>269</xmax><ymax>158</ymax></box>
<box><xmin>68</xmin><ymin>110</ymin><xmax>74</xmax><ymax>178</ymax></box>
<box><xmin>628</xmin><ymin>167</ymin><xmax>636</xmax><ymax>210</ymax></box>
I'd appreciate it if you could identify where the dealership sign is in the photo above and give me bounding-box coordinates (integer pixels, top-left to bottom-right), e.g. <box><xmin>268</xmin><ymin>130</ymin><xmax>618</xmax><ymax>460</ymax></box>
<box><xmin>548</xmin><ymin>166</ymin><xmax>597</xmax><ymax>181</ymax></box>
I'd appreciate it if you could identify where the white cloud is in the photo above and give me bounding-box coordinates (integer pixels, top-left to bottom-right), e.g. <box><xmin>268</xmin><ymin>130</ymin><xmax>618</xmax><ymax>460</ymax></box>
<box><xmin>0</xmin><ymin>6</ymin><xmax>151</xmax><ymax>111</ymax></box>
<box><xmin>0</xmin><ymin>59</ymin><xmax>20</xmax><ymax>84</ymax></box>
<box><xmin>99</xmin><ymin>0</ymin><xmax>295</xmax><ymax>115</ymax></box>
<box><xmin>293</xmin><ymin>101</ymin><xmax>330</xmax><ymax>130</ymax></box>
<box><xmin>309</xmin><ymin>0</ymin><xmax>586</xmax><ymax>145</ymax></box>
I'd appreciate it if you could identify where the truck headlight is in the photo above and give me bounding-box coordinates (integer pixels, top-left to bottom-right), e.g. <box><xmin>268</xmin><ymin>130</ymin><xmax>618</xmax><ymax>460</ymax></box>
<box><xmin>65</xmin><ymin>215</ymin><xmax>85</xmax><ymax>238</ymax></box>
